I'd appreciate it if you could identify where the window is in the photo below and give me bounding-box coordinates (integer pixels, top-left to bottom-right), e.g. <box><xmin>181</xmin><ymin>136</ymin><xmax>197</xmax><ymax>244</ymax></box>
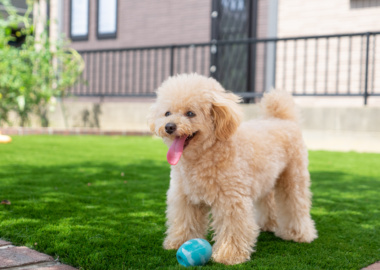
<box><xmin>97</xmin><ymin>0</ymin><xmax>118</xmax><ymax>39</ymax></box>
<box><xmin>70</xmin><ymin>0</ymin><xmax>89</xmax><ymax>41</ymax></box>
<box><xmin>350</xmin><ymin>0</ymin><xmax>380</xmax><ymax>8</ymax></box>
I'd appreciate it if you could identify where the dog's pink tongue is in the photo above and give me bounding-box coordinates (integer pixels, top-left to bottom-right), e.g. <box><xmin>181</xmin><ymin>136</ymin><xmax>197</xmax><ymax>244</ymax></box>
<box><xmin>167</xmin><ymin>136</ymin><xmax>187</xmax><ymax>165</ymax></box>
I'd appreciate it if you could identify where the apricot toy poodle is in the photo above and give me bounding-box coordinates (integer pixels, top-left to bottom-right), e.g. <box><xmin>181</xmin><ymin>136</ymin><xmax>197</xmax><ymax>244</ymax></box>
<box><xmin>148</xmin><ymin>73</ymin><xmax>317</xmax><ymax>265</ymax></box>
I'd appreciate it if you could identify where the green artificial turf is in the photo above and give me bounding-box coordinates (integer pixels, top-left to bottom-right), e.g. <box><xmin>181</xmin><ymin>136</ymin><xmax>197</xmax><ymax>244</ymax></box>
<box><xmin>0</xmin><ymin>136</ymin><xmax>379</xmax><ymax>270</ymax></box>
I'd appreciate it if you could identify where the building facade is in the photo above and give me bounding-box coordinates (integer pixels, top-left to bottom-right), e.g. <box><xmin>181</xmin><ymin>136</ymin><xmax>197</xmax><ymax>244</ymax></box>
<box><xmin>30</xmin><ymin>0</ymin><xmax>380</xmax><ymax>104</ymax></box>
<box><xmin>64</xmin><ymin>0</ymin><xmax>212</xmax><ymax>50</ymax></box>
<box><xmin>60</xmin><ymin>0</ymin><xmax>276</xmax><ymax>98</ymax></box>
<box><xmin>62</xmin><ymin>0</ymin><xmax>273</xmax><ymax>50</ymax></box>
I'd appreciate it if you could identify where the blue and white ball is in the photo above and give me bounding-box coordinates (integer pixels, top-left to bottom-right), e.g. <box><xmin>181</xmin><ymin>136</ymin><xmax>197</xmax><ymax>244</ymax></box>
<box><xmin>176</xmin><ymin>238</ymin><xmax>212</xmax><ymax>267</ymax></box>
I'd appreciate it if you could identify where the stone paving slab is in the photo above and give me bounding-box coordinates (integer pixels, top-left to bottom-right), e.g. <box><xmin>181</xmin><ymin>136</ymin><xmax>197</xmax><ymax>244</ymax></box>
<box><xmin>38</xmin><ymin>265</ymin><xmax>77</xmax><ymax>270</ymax></box>
<box><xmin>363</xmin><ymin>262</ymin><xmax>380</xmax><ymax>270</ymax></box>
<box><xmin>0</xmin><ymin>240</ymin><xmax>11</xmax><ymax>247</ymax></box>
<box><xmin>0</xmin><ymin>246</ymin><xmax>54</xmax><ymax>269</ymax></box>
<box><xmin>19</xmin><ymin>263</ymin><xmax>78</xmax><ymax>270</ymax></box>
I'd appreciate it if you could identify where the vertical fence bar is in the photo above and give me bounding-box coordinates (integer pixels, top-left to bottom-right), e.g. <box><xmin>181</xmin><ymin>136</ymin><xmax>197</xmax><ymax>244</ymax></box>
<box><xmin>161</xmin><ymin>48</ymin><xmax>166</xmax><ymax>82</ymax></box>
<box><xmin>359</xmin><ymin>35</ymin><xmax>364</xmax><ymax>93</ymax></box>
<box><xmin>91</xmin><ymin>52</ymin><xmax>95</xmax><ymax>95</ymax></box>
<box><xmin>201</xmin><ymin>45</ymin><xmax>206</xmax><ymax>75</ymax></box>
<box><xmin>314</xmin><ymin>38</ymin><xmax>318</xmax><ymax>94</ymax></box>
<box><xmin>170</xmin><ymin>46</ymin><xmax>175</xmax><ymax>76</ymax></box>
<box><xmin>185</xmin><ymin>46</ymin><xmax>189</xmax><ymax>72</ymax></box>
<box><xmin>98</xmin><ymin>52</ymin><xmax>102</xmax><ymax>95</ymax></box>
<box><xmin>177</xmin><ymin>48</ymin><xmax>181</xmax><ymax>74</ymax></box>
<box><xmin>347</xmin><ymin>36</ymin><xmax>352</xmax><ymax>94</ymax></box>
<box><xmin>371</xmin><ymin>35</ymin><xmax>376</xmax><ymax>94</ymax></box>
<box><xmin>105</xmin><ymin>52</ymin><xmax>109</xmax><ymax>95</ymax></box>
<box><xmin>132</xmin><ymin>50</ymin><xmax>136</xmax><ymax>95</ymax></box>
<box><xmin>262</xmin><ymin>41</ymin><xmax>268</xmax><ymax>93</ymax></box>
<box><xmin>112</xmin><ymin>51</ymin><xmax>116</xmax><ymax>95</ymax></box>
<box><xmin>118</xmin><ymin>51</ymin><xmax>123</xmax><ymax>95</ymax></box>
<box><xmin>125</xmin><ymin>51</ymin><xmax>129</xmax><ymax>94</ymax></box>
<box><xmin>336</xmin><ymin>37</ymin><xmax>341</xmax><ymax>94</ymax></box>
<box><xmin>147</xmin><ymin>50</ymin><xmax>151</xmax><ymax>95</ymax></box>
<box><xmin>85</xmin><ymin>53</ymin><xmax>90</xmax><ymax>95</ymax></box>
<box><xmin>272</xmin><ymin>40</ymin><xmax>277</xmax><ymax>90</ymax></box>
<box><xmin>324</xmin><ymin>37</ymin><xmax>329</xmax><ymax>94</ymax></box>
<box><xmin>193</xmin><ymin>46</ymin><xmax>197</xmax><ymax>72</ymax></box>
<box><xmin>154</xmin><ymin>49</ymin><xmax>158</xmax><ymax>90</ymax></box>
<box><xmin>364</xmin><ymin>32</ymin><xmax>370</xmax><ymax>105</ymax></box>
<box><xmin>86</xmin><ymin>53</ymin><xmax>90</xmax><ymax>95</ymax></box>
<box><xmin>140</xmin><ymin>50</ymin><xmax>144</xmax><ymax>94</ymax></box>
<box><xmin>249</xmin><ymin>40</ymin><xmax>257</xmax><ymax>96</ymax></box>
<box><xmin>80</xmin><ymin>54</ymin><xmax>85</xmax><ymax>94</ymax></box>
<box><xmin>303</xmin><ymin>39</ymin><xmax>307</xmax><ymax>94</ymax></box>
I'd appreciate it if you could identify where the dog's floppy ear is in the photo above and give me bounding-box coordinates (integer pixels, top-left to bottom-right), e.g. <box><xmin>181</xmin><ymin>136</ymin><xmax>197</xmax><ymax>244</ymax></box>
<box><xmin>211</xmin><ymin>91</ymin><xmax>243</xmax><ymax>141</ymax></box>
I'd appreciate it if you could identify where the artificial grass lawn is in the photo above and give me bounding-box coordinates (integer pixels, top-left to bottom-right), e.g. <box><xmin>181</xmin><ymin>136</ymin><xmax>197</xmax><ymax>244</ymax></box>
<box><xmin>0</xmin><ymin>136</ymin><xmax>379</xmax><ymax>270</ymax></box>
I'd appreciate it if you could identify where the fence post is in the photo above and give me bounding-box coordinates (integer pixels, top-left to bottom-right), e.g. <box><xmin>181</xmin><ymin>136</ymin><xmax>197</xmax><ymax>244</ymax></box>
<box><xmin>247</xmin><ymin>0</ymin><xmax>259</xmax><ymax>100</ymax></box>
<box><xmin>364</xmin><ymin>32</ymin><xmax>371</xmax><ymax>105</ymax></box>
<box><xmin>170</xmin><ymin>45</ymin><xmax>175</xmax><ymax>76</ymax></box>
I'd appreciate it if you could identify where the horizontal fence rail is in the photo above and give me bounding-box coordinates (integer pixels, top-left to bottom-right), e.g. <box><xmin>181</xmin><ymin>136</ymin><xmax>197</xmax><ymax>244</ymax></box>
<box><xmin>70</xmin><ymin>32</ymin><xmax>380</xmax><ymax>104</ymax></box>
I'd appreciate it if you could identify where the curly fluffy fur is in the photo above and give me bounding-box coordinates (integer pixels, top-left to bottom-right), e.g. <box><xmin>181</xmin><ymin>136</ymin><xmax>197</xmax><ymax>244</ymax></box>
<box><xmin>148</xmin><ymin>74</ymin><xmax>317</xmax><ymax>265</ymax></box>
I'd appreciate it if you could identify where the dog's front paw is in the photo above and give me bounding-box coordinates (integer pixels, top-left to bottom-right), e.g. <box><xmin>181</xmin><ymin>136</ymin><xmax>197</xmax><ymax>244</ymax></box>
<box><xmin>275</xmin><ymin>218</ymin><xmax>317</xmax><ymax>243</ymax></box>
<box><xmin>212</xmin><ymin>245</ymin><xmax>251</xmax><ymax>265</ymax></box>
<box><xmin>163</xmin><ymin>237</ymin><xmax>183</xmax><ymax>250</ymax></box>
<box><xmin>276</xmin><ymin>227</ymin><xmax>317</xmax><ymax>243</ymax></box>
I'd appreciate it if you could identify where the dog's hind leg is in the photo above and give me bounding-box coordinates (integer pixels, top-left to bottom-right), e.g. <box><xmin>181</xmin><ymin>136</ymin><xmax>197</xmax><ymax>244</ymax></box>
<box><xmin>163</xmin><ymin>181</ymin><xmax>209</xmax><ymax>250</ymax></box>
<box><xmin>274</xmin><ymin>158</ymin><xmax>318</xmax><ymax>243</ymax></box>
<box><xmin>255</xmin><ymin>191</ymin><xmax>278</xmax><ymax>232</ymax></box>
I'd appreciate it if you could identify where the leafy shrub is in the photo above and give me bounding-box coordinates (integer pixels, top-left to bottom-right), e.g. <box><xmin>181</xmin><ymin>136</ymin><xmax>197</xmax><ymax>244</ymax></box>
<box><xmin>0</xmin><ymin>0</ymin><xmax>84</xmax><ymax>126</ymax></box>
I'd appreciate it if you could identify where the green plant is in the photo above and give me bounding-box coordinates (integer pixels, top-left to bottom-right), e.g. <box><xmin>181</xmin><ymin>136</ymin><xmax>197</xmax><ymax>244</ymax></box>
<box><xmin>0</xmin><ymin>0</ymin><xmax>84</xmax><ymax>127</ymax></box>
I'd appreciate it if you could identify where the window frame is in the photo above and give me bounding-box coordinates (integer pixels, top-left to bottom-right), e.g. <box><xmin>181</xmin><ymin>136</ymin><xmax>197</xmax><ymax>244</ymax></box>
<box><xmin>69</xmin><ymin>0</ymin><xmax>90</xmax><ymax>41</ymax></box>
<box><xmin>96</xmin><ymin>0</ymin><xmax>118</xmax><ymax>40</ymax></box>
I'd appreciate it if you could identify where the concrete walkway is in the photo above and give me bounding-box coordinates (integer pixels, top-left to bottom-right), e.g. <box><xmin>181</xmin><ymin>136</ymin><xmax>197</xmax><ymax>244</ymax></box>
<box><xmin>303</xmin><ymin>131</ymin><xmax>380</xmax><ymax>153</ymax></box>
<box><xmin>364</xmin><ymin>262</ymin><xmax>380</xmax><ymax>270</ymax></box>
<box><xmin>0</xmin><ymin>240</ymin><xmax>76</xmax><ymax>270</ymax></box>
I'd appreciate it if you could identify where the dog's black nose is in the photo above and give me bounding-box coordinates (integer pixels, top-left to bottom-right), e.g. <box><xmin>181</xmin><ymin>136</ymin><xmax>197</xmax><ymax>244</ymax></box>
<box><xmin>165</xmin><ymin>123</ymin><xmax>177</xmax><ymax>134</ymax></box>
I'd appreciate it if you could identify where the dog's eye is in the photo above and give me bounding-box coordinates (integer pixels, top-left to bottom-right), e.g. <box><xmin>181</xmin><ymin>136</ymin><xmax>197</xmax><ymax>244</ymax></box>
<box><xmin>186</xmin><ymin>111</ymin><xmax>196</xmax><ymax>117</ymax></box>
<box><xmin>165</xmin><ymin>111</ymin><xmax>171</xmax><ymax>117</ymax></box>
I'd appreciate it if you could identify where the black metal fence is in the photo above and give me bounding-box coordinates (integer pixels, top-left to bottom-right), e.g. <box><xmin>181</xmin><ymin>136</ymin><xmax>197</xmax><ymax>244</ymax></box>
<box><xmin>70</xmin><ymin>31</ymin><xmax>380</xmax><ymax>104</ymax></box>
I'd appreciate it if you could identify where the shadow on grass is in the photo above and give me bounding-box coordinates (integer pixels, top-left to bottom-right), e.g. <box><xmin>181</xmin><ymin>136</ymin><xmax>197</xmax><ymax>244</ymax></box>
<box><xmin>0</xmin><ymin>164</ymin><xmax>379</xmax><ymax>269</ymax></box>
<box><xmin>310</xmin><ymin>170</ymin><xmax>379</xmax><ymax>216</ymax></box>
<box><xmin>0</xmin><ymin>160</ymin><xmax>176</xmax><ymax>269</ymax></box>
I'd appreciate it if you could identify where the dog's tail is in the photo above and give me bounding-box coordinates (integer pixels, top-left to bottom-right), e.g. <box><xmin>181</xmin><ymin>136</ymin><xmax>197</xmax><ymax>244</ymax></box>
<box><xmin>260</xmin><ymin>90</ymin><xmax>299</xmax><ymax>122</ymax></box>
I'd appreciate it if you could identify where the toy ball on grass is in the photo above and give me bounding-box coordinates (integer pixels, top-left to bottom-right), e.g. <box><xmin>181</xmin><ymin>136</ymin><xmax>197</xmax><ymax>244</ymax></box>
<box><xmin>176</xmin><ymin>238</ymin><xmax>212</xmax><ymax>267</ymax></box>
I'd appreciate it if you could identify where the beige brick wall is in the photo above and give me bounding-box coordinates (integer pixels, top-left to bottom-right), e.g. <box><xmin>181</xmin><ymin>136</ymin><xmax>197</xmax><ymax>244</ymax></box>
<box><xmin>278</xmin><ymin>0</ymin><xmax>380</xmax><ymax>37</ymax></box>
<box><xmin>64</xmin><ymin>0</ymin><xmax>212</xmax><ymax>51</ymax></box>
